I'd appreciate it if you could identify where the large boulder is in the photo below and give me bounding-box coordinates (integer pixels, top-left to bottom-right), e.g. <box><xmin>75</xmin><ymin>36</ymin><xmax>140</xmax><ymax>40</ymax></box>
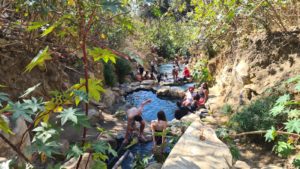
<box><xmin>162</xmin><ymin>119</ymin><xmax>232</xmax><ymax>169</ymax></box>
<box><xmin>233</xmin><ymin>59</ymin><xmax>251</xmax><ymax>85</ymax></box>
<box><xmin>157</xmin><ymin>86</ymin><xmax>185</xmax><ymax>99</ymax></box>
<box><xmin>141</xmin><ymin>80</ymin><xmax>156</xmax><ymax>86</ymax></box>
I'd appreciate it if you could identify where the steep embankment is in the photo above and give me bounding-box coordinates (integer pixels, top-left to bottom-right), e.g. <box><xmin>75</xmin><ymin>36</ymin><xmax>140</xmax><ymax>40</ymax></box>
<box><xmin>206</xmin><ymin>31</ymin><xmax>300</xmax><ymax>112</ymax></box>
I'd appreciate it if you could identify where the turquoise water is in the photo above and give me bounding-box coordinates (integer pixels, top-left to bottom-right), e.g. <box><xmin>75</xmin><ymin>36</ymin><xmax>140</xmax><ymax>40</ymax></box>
<box><xmin>125</xmin><ymin>90</ymin><xmax>177</xmax><ymax>121</ymax></box>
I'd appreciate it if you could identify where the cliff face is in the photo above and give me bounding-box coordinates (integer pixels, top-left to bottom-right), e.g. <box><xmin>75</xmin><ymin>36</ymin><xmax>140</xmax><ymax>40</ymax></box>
<box><xmin>205</xmin><ymin>30</ymin><xmax>300</xmax><ymax>111</ymax></box>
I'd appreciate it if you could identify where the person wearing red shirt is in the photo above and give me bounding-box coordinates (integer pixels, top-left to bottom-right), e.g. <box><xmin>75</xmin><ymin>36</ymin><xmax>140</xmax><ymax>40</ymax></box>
<box><xmin>183</xmin><ymin>67</ymin><xmax>190</xmax><ymax>78</ymax></box>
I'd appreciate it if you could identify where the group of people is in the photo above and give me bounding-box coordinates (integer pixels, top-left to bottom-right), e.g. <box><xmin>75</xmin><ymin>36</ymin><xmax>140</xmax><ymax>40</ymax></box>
<box><xmin>123</xmin><ymin>82</ymin><xmax>209</xmax><ymax>150</ymax></box>
<box><xmin>123</xmin><ymin>99</ymin><xmax>168</xmax><ymax>150</ymax></box>
<box><xmin>136</xmin><ymin>61</ymin><xmax>159</xmax><ymax>81</ymax></box>
<box><xmin>175</xmin><ymin>82</ymin><xmax>209</xmax><ymax>119</ymax></box>
<box><xmin>172</xmin><ymin>65</ymin><xmax>191</xmax><ymax>83</ymax></box>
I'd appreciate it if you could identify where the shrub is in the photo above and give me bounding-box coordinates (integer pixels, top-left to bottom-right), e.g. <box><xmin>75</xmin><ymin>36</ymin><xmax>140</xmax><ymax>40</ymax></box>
<box><xmin>229</xmin><ymin>95</ymin><xmax>278</xmax><ymax>132</ymax></box>
<box><xmin>115</xmin><ymin>57</ymin><xmax>132</xmax><ymax>83</ymax></box>
<box><xmin>103</xmin><ymin>62</ymin><xmax>117</xmax><ymax>87</ymax></box>
<box><xmin>221</xmin><ymin>104</ymin><xmax>233</xmax><ymax>115</ymax></box>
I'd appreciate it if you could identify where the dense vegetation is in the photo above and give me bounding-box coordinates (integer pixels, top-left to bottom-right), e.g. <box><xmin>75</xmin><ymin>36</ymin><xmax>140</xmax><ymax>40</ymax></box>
<box><xmin>0</xmin><ymin>0</ymin><xmax>299</xmax><ymax>168</ymax></box>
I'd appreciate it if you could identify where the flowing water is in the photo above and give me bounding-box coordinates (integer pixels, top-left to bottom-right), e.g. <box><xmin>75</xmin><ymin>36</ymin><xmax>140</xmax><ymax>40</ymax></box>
<box><xmin>125</xmin><ymin>90</ymin><xmax>177</xmax><ymax>121</ymax></box>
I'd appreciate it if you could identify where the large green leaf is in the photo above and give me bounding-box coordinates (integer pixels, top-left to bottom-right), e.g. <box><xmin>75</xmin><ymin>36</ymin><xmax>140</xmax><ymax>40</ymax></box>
<box><xmin>270</xmin><ymin>104</ymin><xmax>285</xmax><ymax>117</ymax></box>
<box><xmin>264</xmin><ymin>126</ymin><xmax>277</xmax><ymax>142</ymax></box>
<box><xmin>288</xmin><ymin>109</ymin><xmax>300</xmax><ymax>119</ymax></box>
<box><xmin>66</xmin><ymin>144</ymin><xmax>83</xmax><ymax>160</ymax></box>
<box><xmin>25</xmin><ymin>47</ymin><xmax>51</xmax><ymax>72</ymax></box>
<box><xmin>10</xmin><ymin>101</ymin><xmax>35</xmax><ymax>123</ymax></box>
<box><xmin>23</xmin><ymin>97</ymin><xmax>44</xmax><ymax>113</ymax></box>
<box><xmin>57</xmin><ymin>107</ymin><xmax>79</xmax><ymax>125</ymax></box>
<box><xmin>88</xmin><ymin>47</ymin><xmax>116</xmax><ymax>63</ymax></box>
<box><xmin>274</xmin><ymin>141</ymin><xmax>294</xmax><ymax>158</ymax></box>
<box><xmin>73</xmin><ymin>78</ymin><xmax>105</xmax><ymax>102</ymax></box>
<box><xmin>284</xmin><ymin>119</ymin><xmax>300</xmax><ymax>134</ymax></box>
<box><xmin>32</xmin><ymin>122</ymin><xmax>59</xmax><ymax>143</ymax></box>
<box><xmin>275</xmin><ymin>94</ymin><xmax>290</xmax><ymax>105</ymax></box>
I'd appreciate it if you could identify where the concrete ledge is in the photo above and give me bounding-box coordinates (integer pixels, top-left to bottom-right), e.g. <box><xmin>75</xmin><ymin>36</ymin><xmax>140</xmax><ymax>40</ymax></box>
<box><xmin>162</xmin><ymin>119</ymin><xmax>232</xmax><ymax>169</ymax></box>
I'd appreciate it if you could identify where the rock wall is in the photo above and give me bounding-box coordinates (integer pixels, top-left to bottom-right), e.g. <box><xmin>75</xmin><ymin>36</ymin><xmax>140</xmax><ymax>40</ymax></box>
<box><xmin>205</xmin><ymin>31</ymin><xmax>300</xmax><ymax>111</ymax></box>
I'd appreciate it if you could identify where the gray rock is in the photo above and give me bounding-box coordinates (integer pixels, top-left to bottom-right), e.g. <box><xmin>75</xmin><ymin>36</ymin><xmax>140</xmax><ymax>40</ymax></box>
<box><xmin>131</xmin><ymin>82</ymin><xmax>141</xmax><ymax>87</ymax></box>
<box><xmin>146</xmin><ymin>162</ymin><xmax>163</xmax><ymax>169</ymax></box>
<box><xmin>141</xmin><ymin>80</ymin><xmax>156</xmax><ymax>85</ymax></box>
<box><xmin>234</xmin><ymin>160</ymin><xmax>250</xmax><ymax>169</ymax></box>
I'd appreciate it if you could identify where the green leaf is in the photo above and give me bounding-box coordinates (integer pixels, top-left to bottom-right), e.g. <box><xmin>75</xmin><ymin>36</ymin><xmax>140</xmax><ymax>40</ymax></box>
<box><xmin>23</xmin><ymin>97</ymin><xmax>44</xmax><ymax>113</ymax></box>
<box><xmin>73</xmin><ymin>78</ymin><xmax>105</xmax><ymax>102</ymax></box>
<box><xmin>25</xmin><ymin>46</ymin><xmax>51</xmax><ymax>72</ymax></box>
<box><xmin>284</xmin><ymin>119</ymin><xmax>300</xmax><ymax>134</ymax></box>
<box><xmin>29</xmin><ymin>139</ymin><xmax>60</xmax><ymax>158</ymax></box>
<box><xmin>274</xmin><ymin>141</ymin><xmax>294</xmax><ymax>158</ymax></box>
<box><xmin>92</xmin><ymin>161</ymin><xmax>107</xmax><ymax>169</ymax></box>
<box><xmin>92</xmin><ymin>141</ymin><xmax>108</xmax><ymax>154</ymax></box>
<box><xmin>67</xmin><ymin>0</ymin><xmax>75</xmax><ymax>6</ymax></box>
<box><xmin>265</xmin><ymin>126</ymin><xmax>277</xmax><ymax>142</ymax></box>
<box><xmin>0</xmin><ymin>92</ymin><xmax>10</xmax><ymax>107</ymax></box>
<box><xmin>10</xmin><ymin>101</ymin><xmax>35</xmax><ymax>123</ymax></box>
<box><xmin>88</xmin><ymin>47</ymin><xmax>116</xmax><ymax>63</ymax></box>
<box><xmin>32</xmin><ymin>122</ymin><xmax>59</xmax><ymax>144</ymax></box>
<box><xmin>0</xmin><ymin>84</ymin><xmax>7</xmax><ymax>88</ymax></box>
<box><xmin>125</xmin><ymin>137</ymin><xmax>138</xmax><ymax>149</ymax></box>
<box><xmin>0</xmin><ymin>115</ymin><xmax>13</xmax><ymax>134</ymax></box>
<box><xmin>295</xmin><ymin>81</ymin><xmax>300</xmax><ymax>92</ymax></box>
<box><xmin>27</xmin><ymin>21</ymin><xmax>48</xmax><ymax>31</ymax></box>
<box><xmin>19</xmin><ymin>83</ymin><xmax>41</xmax><ymax>98</ymax></box>
<box><xmin>57</xmin><ymin>107</ymin><xmax>78</xmax><ymax>125</ymax></box>
<box><xmin>288</xmin><ymin>109</ymin><xmax>300</xmax><ymax>119</ymax></box>
<box><xmin>270</xmin><ymin>104</ymin><xmax>285</xmax><ymax>116</ymax></box>
<box><xmin>72</xmin><ymin>90</ymin><xmax>88</xmax><ymax>106</ymax></box>
<box><xmin>41</xmin><ymin>24</ymin><xmax>56</xmax><ymax>37</ymax></box>
<box><xmin>286</xmin><ymin>75</ymin><xmax>300</xmax><ymax>83</ymax></box>
<box><xmin>66</xmin><ymin>144</ymin><xmax>83</xmax><ymax>160</ymax></box>
<box><xmin>275</xmin><ymin>94</ymin><xmax>290</xmax><ymax>105</ymax></box>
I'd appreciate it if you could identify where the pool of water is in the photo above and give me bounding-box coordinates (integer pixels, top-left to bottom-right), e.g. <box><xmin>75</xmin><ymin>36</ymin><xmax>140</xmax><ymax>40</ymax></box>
<box><xmin>125</xmin><ymin>90</ymin><xmax>178</xmax><ymax>122</ymax></box>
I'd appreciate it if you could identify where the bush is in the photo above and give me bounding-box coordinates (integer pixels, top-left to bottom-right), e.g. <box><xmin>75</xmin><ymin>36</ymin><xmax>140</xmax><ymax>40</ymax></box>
<box><xmin>229</xmin><ymin>95</ymin><xmax>278</xmax><ymax>132</ymax></box>
<box><xmin>221</xmin><ymin>104</ymin><xmax>233</xmax><ymax>115</ymax></box>
<box><xmin>115</xmin><ymin>58</ymin><xmax>132</xmax><ymax>83</ymax></box>
<box><xmin>103</xmin><ymin>62</ymin><xmax>117</xmax><ymax>87</ymax></box>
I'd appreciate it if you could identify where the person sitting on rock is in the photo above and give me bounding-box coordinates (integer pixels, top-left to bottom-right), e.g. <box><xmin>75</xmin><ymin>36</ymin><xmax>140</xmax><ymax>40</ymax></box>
<box><xmin>138</xmin><ymin>64</ymin><xmax>144</xmax><ymax>76</ymax></box>
<box><xmin>123</xmin><ymin>99</ymin><xmax>152</xmax><ymax>144</ymax></box>
<box><xmin>191</xmin><ymin>83</ymin><xmax>209</xmax><ymax>111</ymax></box>
<box><xmin>143</xmin><ymin>71</ymin><xmax>151</xmax><ymax>80</ymax></box>
<box><xmin>151</xmin><ymin>111</ymin><xmax>168</xmax><ymax>149</ymax></box>
<box><xmin>182</xmin><ymin>86</ymin><xmax>195</xmax><ymax>107</ymax></box>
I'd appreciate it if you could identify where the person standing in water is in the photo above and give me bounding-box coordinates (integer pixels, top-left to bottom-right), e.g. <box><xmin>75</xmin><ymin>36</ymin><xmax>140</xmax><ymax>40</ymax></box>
<box><xmin>151</xmin><ymin>111</ymin><xmax>168</xmax><ymax>149</ymax></box>
<box><xmin>123</xmin><ymin>99</ymin><xmax>152</xmax><ymax>144</ymax></box>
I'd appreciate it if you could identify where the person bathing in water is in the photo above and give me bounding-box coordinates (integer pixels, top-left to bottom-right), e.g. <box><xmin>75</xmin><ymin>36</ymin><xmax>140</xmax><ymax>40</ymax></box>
<box><xmin>151</xmin><ymin>111</ymin><xmax>168</xmax><ymax>149</ymax></box>
<box><xmin>123</xmin><ymin>99</ymin><xmax>152</xmax><ymax>144</ymax></box>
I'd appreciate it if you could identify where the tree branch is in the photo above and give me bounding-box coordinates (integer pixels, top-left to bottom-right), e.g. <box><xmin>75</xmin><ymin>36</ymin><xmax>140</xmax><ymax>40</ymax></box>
<box><xmin>231</xmin><ymin>130</ymin><xmax>300</xmax><ymax>138</ymax></box>
<box><xmin>0</xmin><ymin>133</ymin><xmax>31</xmax><ymax>164</ymax></box>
